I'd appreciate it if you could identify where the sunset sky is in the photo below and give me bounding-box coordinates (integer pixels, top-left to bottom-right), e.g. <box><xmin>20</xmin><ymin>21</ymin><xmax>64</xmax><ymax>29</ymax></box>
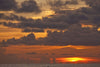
<box><xmin>0</xmin><ymin>0</ymin><xmax>100</xmax><ymax>64</ymax></box>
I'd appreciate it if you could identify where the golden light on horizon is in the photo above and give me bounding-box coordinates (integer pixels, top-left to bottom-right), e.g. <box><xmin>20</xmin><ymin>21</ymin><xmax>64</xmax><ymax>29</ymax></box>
<box><xmin>68</xmin><ymin>45</ymin><xmax>95</xmax><ymax>49</ymax></box>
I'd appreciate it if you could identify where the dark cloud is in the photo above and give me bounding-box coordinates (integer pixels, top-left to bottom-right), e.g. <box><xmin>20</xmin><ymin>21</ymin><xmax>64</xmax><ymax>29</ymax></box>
<box><xmin>45</xmin><ymin>11</ymin><xmax>88</xmax><ymax>25</ymax></box>
<box><xmin>0</xmin><ymin>0</ymin><xmax>17</xmax><ymax>11</ymax></box>
<box><xmin>48</xmin><ymin>0</ymin><xmax>64</xmax><ymax>7</ymax></box>
<box><xmin>22</xmin><ymin>28</ymin><xmax>44</xmax><ymax>32</ymax></box>
<box><xmin>1</xmin><ymin>33</ymin><xmax>37</xmax><ymax>45</ymax></box>
<box><xmin>80</xmin><ymin>0</ymin><xmax>100</xmax><ymax>14</ymax></box>
<box><xmin>65</xmin><ymin>0</ymin><xmax>78</xmax><ymax>5</ymax></box>
<box><xmin>0</xmin><ymin>13</ymin><xmax>35</xmax><ymax>24</ymax></box>
<box><xmin>1</xmin><ymin>24</ymin><xmax>100</xmax><ymax>46</ymax></box>
<box><xmin>0</xmin><ymin>0</ymin><xmax>100</xmax><ymax>34</ymax></box>
<box><xmin>77</xmin><ymin>0</ymin><xmax>100</xmax><ymax>26</ymax></box>
<box><xmin>1</xmin><ymin>12</ymin><xmax>80</xmax><ymax>29</ymax></box>
<box><xmin>83</xmin><ymin>0</ymin><xmax>100</xmax><ymax>11</ymax></box>
<box><xmin>47</xmin><ymin>0</ymin><xmax>79</xmax><ymax>11</ymax></box>
<box><xmin>0</xmin><ymin>13</ymin><xmax>20</xmax><ymax>20</ymax></box>
<box><xmin>0</xmin><ymin>20</ymin><xmax>69</xmax><ymax>29</ymax></box>
<box><xmin>0</xmin><ymin>0</ymin><xmax>41</xmax><ymax>13</ymax></box>
<box><xmin>16</xmin><ymin>0</ymin><xmax>41</xmax><ymax>13</ymax></box>
<box><xmin>42</xmin><ymin>24</ymin><xmax>100</xmax><ymax>46</ymax></box>
<box><xmin>0</xmin><ymin>10</ymin><xmax>89</xmax><ymax>30</ymax></box>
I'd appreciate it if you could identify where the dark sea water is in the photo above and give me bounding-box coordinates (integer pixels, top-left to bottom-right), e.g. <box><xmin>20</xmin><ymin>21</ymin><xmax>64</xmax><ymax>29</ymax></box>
<box><xmin>0</xmin><ymin>64</ymin><xmax>100</xmax><ymax>67</ymax></box>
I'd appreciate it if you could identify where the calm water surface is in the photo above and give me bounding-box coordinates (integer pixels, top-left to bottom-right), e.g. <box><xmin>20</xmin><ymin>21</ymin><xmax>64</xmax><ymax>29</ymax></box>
<box><xmin>0</xmin><ymin>45</ymin><xmax>100</xmax><ymax>64</ymax></box>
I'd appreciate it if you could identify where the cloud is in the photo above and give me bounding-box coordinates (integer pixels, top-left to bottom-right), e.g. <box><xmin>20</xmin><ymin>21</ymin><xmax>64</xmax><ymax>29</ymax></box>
<box><xmin>80</xmin><ymin>0</ymin><xmax>100</xmax><ymax>13</ymax></box>
<box><xmin>0</xmin><ymin>20</ymin><xmax>69</xmax><ymax>29</ymax></box>
<box><xmin>0</xmin><ymin>0</ymin><xmax>17</xmax><ymax>11</ymax></box>
<box><xmin>83</xmin><ymin>0</ymin><xmax>100</xmax><ymax>11</ymax></box>
<box><xmin>47</xmin><ymin>0</ymin><xmax>79</xmax><ymax>11</ymax></box>
<box><xmin>0</xmin><ymin>0</ymin><xmax>100</xmax><ymax>32</ymax></box>
<box><xmin>1</xmin><ymin>24</ymin><xmax>100</xmax><ymax>46</ymax></box>
<box><xmin>77</xmin><ymin>0</ymin><xmax>100</xmax><ymax>26</ymax></box>
<box><xmin>0</xmin><ymin>33</ymin><xmax>37</xmax><ymax>45</ymax></box>
<box><xmin>1</xmin><ymin>12</ymin><xmax>85</xmax><ymax>29</ymax></box>
<box><xmin>16</xmin><ymin>0</ymin><xmax>41</xmax><ymax>13</ymax></box>
<box><xmin>0</xmin><ymin>13</ymin><xmax>35</xmax><ymax>24</ymax></box>
<box><xmin>65</xmin><ymin>0</ymin><xmax>78</xmax><ymax>5</ymax></box>
<box><xmin>22</xmin><ymin>28</ymin><xmax>44</xmax><ymax>32</ymax></box>
<box><xmin>45</xmin><ymin>11</ymin><xmax>88</xmax><ymax>25</ymax></box>
<box><xmin>0</xmin><ymin>0</ymin><xmax>41</xmax><ymax>13</ymax></box>
<box><xmin>42</xmin><ymin>24</ymin><xmax>100</xmax><ymax>46</ymax></box>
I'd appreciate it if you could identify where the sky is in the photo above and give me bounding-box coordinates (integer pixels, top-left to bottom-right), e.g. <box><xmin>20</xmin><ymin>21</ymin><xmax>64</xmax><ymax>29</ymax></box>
<box><xmin>0</xmin><ymin>0</ymin><xmax>100</xmax><ymax>64</ymax></box>
<box><xmin>0</xmin><ymin>0</ymin><xmax>100</xmax><ymax>45</ymax></box>
<box><xmin>0</xmin><ymin>0</ymin><xmax>88</xmax><ymax>19</ymax></box>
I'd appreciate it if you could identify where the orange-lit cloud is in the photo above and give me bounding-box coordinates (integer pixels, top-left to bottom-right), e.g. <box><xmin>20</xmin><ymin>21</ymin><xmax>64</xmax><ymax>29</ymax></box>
<box><xmin>81</xmin><ymin>24</ymin><xmax>96</xmax><ymax>28</ymax></box>
<box><xmin>32</xmin><ymin>10</ymin><xmax>55</xmax><ymax>19</ymax></box>
<box><xmin>97</xmin><ymin>27</ymin><xmax>100</xmax><ymax>31</ymax></box>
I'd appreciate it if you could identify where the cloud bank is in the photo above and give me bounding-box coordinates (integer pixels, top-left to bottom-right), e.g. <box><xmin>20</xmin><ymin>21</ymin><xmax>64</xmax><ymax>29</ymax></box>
<box><xmin>1</xmin><ymin>24</ymin><xmax>100</xmax><ymax>46</ymax></box>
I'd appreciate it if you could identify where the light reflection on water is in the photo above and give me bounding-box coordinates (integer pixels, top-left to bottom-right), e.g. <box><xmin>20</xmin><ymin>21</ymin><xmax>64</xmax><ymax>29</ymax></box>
<box><xmin>55</xmin><ymin>57</ymin><xmax>99</xmax><ymax>64</ymax></box>
<box><xmin>24</xmin><ymin>57</ymin><xmax>100</xmax><ymax>64</ymax></box>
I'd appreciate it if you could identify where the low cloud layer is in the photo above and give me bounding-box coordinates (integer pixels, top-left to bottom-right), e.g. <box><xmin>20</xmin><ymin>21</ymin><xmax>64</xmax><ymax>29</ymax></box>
<box><xmin>42</xmin><ymin>24</ymin><xmax>100</xmax><ymax>46</ymax></box>
<box><xmin>1</xmin><ymin>24</ymin><xmax>100</xmax><ymax>46</ymax></box>
<box><xmin>22</xmin><ymin>28</ymin><xmax>44</xmax><ymax>32</ymax></box>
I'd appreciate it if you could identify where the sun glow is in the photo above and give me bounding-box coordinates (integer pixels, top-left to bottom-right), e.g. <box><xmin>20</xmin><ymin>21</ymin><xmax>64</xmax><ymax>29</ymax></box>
<box><xmin>65</xmin><ymin>57</ymin><xmax>86</xmax><ymax>62</ymax></box>
<box><xmin>56</xmin><ymin>57</ymin><xmax>96</xmax><ymax>63</ymax></box>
